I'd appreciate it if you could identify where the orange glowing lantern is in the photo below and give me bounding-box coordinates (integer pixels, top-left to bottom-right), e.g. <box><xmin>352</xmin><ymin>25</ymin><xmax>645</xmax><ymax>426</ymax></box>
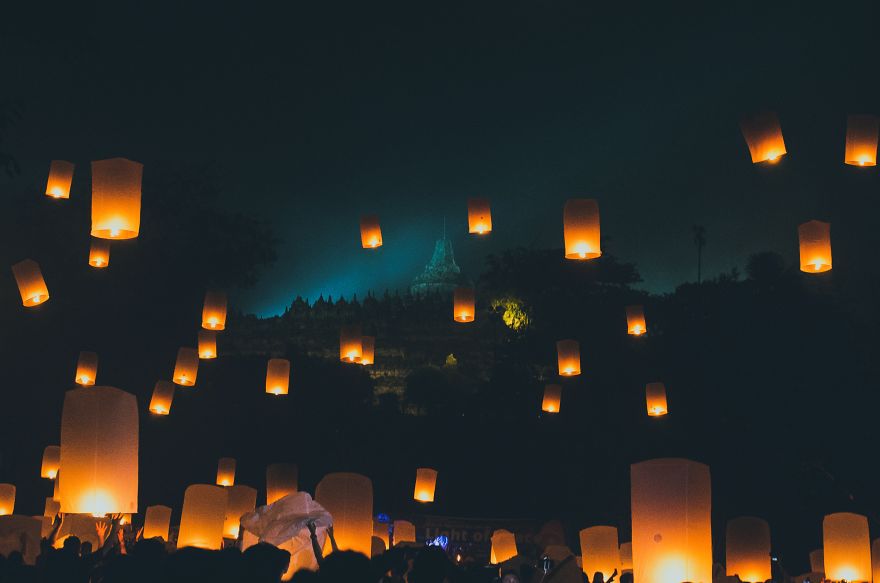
<box><xmin>580</xmin><ymin>526</ymin><xmax>621</xmax><ymax>581</ymax></box>
<box><xmin>41</xmin><ymin>446</ymin><xmax>61</xmax><ymax>479</ymax></box>
<box><xmin>315</xmin><ymin>472</ymin><xmax>373</xmax><ymax>556</ymax></box>
<box><xmin>563</xmin><ymin>199</ymin><xmax>601</xmax><ymax>260</ymax></box>
<box><xmin>630</xmin><ymin>458</ymin><xmax>712</xmax><ymax>583</ymax></box>
<box><xmin>646</xmin><ymin>383</ymin><xmax>668</xmax><ymax>417</ymax></box>
<box><xmin>88</xmin><ymin>239</ymin><xmax>110</xmax><ymax>268</ymax></box>
<box><xmin>198</xmin><ymin>330</ymin><xmax>217</xmax><ymax>359</ymax></box>
<box><xmin>360</xmin><ymin>336</ymin><xmax>375</xmax><ymax>366</ymax></box>
<box><xmin>143</xmin><ymin>505</ymin><xmax>172</xmax><ymax>541</ymax></box>
<box><xmin>823</xmin><ymin>512</ymin><xmax>871</xmax><ymax>583</ymax></box>
<box><xmin>413</xmin><ymin>468</ymin><xmax>437</xmax><ymax>503</ymax></box>
<box><xmin>620</xmin><ymin>542</ymin><xmax>633</xmax><ymax>574</ymax></box>
<box><xmin>393</xmin><ymin>520</ymin><xmax>416</xmax><ymax>545</ymax></box>
<box><xmin>541</xmin><ymin>384</ymin><xmax>562</xmax><ymax>413</ymax></box>
<box><xmin>91</xmin><ymin>157</ymin><xmax>143</xmax><ymax>240</ymax></box>
<box><xmin>625</xmin><ymin>305</ymin><xmax>647</xmax><ymax>336</ymax></box>
<box><xmin>740</xmin><ymin>111</ymin><xmax>787</xmax><ymax>164</ymax></box>
<box><xmin>556</xmin><ymin>340</ymin><xmax>581</xmax><ymax>376</ymax></box>
<box><xmin>177</xmin><ymin>484</ymin><xmax>228</xmax><ymax>550</ymax></box>
<box><xmin>798</xmin><ymin>220</ymin><xmax>832</xmax><ymax>273</ymax></box>
<box><xmin>340</xmin><ymin>325</ymin><xmax>363</xmax><ymax>363</ymax></box>
<box><xmin>173</xmin><ymin>347</ymin><xmax>199</xmax><ymax>386</ymax></box>
<box><xmin>46</xmin><ymin>160</ymin><xmax>75</xmax><ymax>199</ymax></box>
<box><xmin>467</xmin><ymin>198</ymin><xmax>492</xmax><ymax>235</ymax></box>
<box><xmin>845</xmin><ymin>114</ymin><xmax>878</xmax><ymax>167</ymax></box>
<box><xmin>59</xmin><ymin>386</ymin><xmax>138</xmax><ymax>515</ymax></box>
<box><xmin>75</xmin><ymin>351</ymin><xmax>98</xmax><ymax>386</ymax></box>
<box><xmin>726</xmin><ymin>516</ymin><xmax>771</xmax><ymax>583</ymax></box>
<box><xmin>872</xmin><ymin>539</ymin><xmax>880</xmax><ymax>583</ymax></box>
<box><xmin>223</xmin><ymin>485</ymin><xmax>257</xmax><ymax>539</ymax></box>
<box><xmin>265</xmin><ymin>358</ymin><xmax>290</xmax><ymax>396</ymax></box>
<box><xmin>148</xmin><ymin>381</ymin><xmax>174</xmax><ymax>415</ymax></box>
<box><xmin>360</xmin><ymin>215</ymin><xmax>383</xmax><ymax>249</ymax></box>
<box><xmin>453</xmin><ymin>287</ymin><xmax>475</xmax><ymax>323</ymax></box>
<box><xmin>809</xmin><ymin>548</ymin><xmax>824</xmax><ymax>575</ymax></box>
<box><xmin>44</xmin><ymin>497</ymin><xmax>60</xmax><ymax>518</ymax></box>
<box><xmin>373</xmin><ymin>520</ymin><xmax>390</xmax><ymax>549</ymax></box>
<box><xmin>202</xmin><ymin>290</ymin><xmax>227</xmax><ymax>331</ymax></box>
<box><xmin>0</xmin><ymin>484</ymin><xmax>15</xmax><ymax>515</ymax></box>
<box><xmin>216</xmin><ymin>458</ymin><xmax>236</xmax><ymax>487</ymax></box>
<box><xmin>491</xmin><ymin>529</ymin><xmax>518</xmax><ymax>563</ymax></box>
<box><xmin>11</xmin><ymin>259</ymin><xmax>49</xmax><ymax>307</ymax></box>
<box><xmin>266</xmin><ymin>463</ymin><xmax>298</xmax><ymax>505</ymax></box>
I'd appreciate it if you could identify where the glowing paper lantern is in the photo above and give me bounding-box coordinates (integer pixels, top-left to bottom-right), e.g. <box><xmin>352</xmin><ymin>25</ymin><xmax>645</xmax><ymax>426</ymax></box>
<box><xmin>11</xmin><ymin>259</ymin><xmax>49</xmax><ymax>307</ymax></box>
<box><xmin>223</xmin><ymin>485</ymin><xmax>257</xmax><ymax>539</ymax></box>
<box><xmin>467</xmin><ymin>198</ymin><xmax>492</xmax><ymax>235</ymax></box>
<box><xmin>413</xmin><ymin>468</ymin><xmax>438</xmax><ymax>503</ymax></box>
<box><xmin>173</xmin><ymin>347</ymin><xmax>199</xmax><ymax>386</ymax></box>
<box><xmin>216</xmin><ymin>458</ymin><xmax>236</xmax><ymax>487</ymax></box>
<box><xmin>91</xmin><ymin>157</ymin><xmax>143</xmax><ymax>240</ymax></box>
<box><xmin>149</xmin><ymin>381</ymin><xmax>174</xmax><ymax>415</ymax></box>
<box><xmin>360</xmin><ymin>336</ymin><xmax>375</xmax><ymax>366</ymax></box>
<box><xmin>630</xmin><ymin>458</ymin><xmax>712</xmax><ymax>583</ymax></box>
<box><xmin>373</xmin><ymin>520</ymin><xmax>390</xmax><ymax>549</ymax></box>
<box><xmin>44</xmin><ymin>497</ymin><xmax>60</xmax><ymax>518</ymax></box>
<box><xmin>340</xmin><ymin>325</ymin><xmax>363</xmax><ymax>363</ymax></box>
<box><xmin>0</xmin><ymin>484</ymin><xmax>15</xmax><ymax>515</ymax></box>
<box><xmin>198</xmin><ymin>330</ymin><xmax>217</xmax><ymax>359</ymax></box>
<box><xmin>580</xmin><ymin>526</ymin><xmax>620</xmax><ymax>580</ymax></box>
<box><xmin>202</xmin><ymin>290</ymin><xmax>227</xmax><ymax>331</ymax></box>
<box><xmin>563</xmin><ymin>199</ymin><xmax>601</xmax><ymax>260</ymax></box>
<box><xmin>491</xmin><ymin>529</ymin><xmax>518</xmax><ymax>563</ymax></box>
<box><xmin>798</xmin><ymin>220</ymin><xmax>832</xmax><ymax>273</ymax></box>
<box><xmin>823</xmin><ymin>512</ymin><xmax>871</xmax><ymax>583</ymax></box>
<box><xmin>59</xmin><ymin>386</ymin><xmax>138</xmax><ymax>515</ymax></box>
<box><xmin>177</xmin><ymin>484</ymin><xmax>228</xmax><ymax>550</ymax></box>
<box><xmin>143</xmin><ymin>505</ymin><xmax>172</xmax><ymax>541</ymax></box>
<box><xmin>265</xmin><ymin>358</ymin><xmax>290</xmax><ymax>396</ymax></box>
<box><xmin>360</xmin><ymin>215</ymin><xmax>383</xmax><ymax>249</ymax></box>
<box><xmin>46</xmin><ymin>160</ymin><xmax>74</xmax><ymax>199</ymax></box>
<box><xmin>314</xmin><ymin>472</ymin><xmax>373</xmax><ymax>556</ymax></box>
<box><xmin>625</xmin><ymin>305</ymin><xmax>647</xmax><ymax>336</ymax></box>
<box><xmin>726</xmin><ymin>516</ymin><xmax>771</xmax><ymax>583</ymax></box>
<box><xmin>453</xmin><ymin>287</ymin><xmax>475</xmax><ymax>322</ymax></box>
<box><xmin>75</xmin><ymin>351</ymin><xmax>98</xmax><ymax>386</ymax></box>
<box><xmin>620</xmin><ymin>542</ymin><xmax>633</xmax><ymax>573</ymax></box>
<box><xmin>646</xmin><ymin>383</ymin><xmax>668</xmax><ymax>417</ymax></box>
<box><xmin>41</xmin><ymin>446</ymin><xmax>61</xmax><ymax>479</ymax></box>
<box><xmin>88</xmin><ymin>239</ymin><xmax>110</xmax><ymax>268</ymax></box>
<box><xmin>266</xmin><ymin>463</ymin><xmax>298</xmax><ymax>505</ymax></box>
<box><xmin>740</xmin><ymin>111</ymin><xmax>787</xmax><ymax>164</ymax></box>
<box><xmin>393</xmin><ymin>520</ymin><xmax>416</xmax><ymax>545</ymax></box>
<box><xmin>809</xmin><ymin>549</ymin><xmax>824</xmax><ymax>574</ymax></box>
<box><xmin>845</xmin><ymin>114</ymin><xmax>879</xmax><ymax>166</ymax></box>
<box><xmin>556</xmin><ymin>340</ymin><xmax>581</xmax><ymax>376</ymax></box>
<box><xmin>872</xmin><ymin>539</ymin><xmax>880</xmax><ymax>583</ymax></box>
<box><xmin>541</xmin><ymin>384</ymin><xmax>562</xmax><ymax>413</ymax></box>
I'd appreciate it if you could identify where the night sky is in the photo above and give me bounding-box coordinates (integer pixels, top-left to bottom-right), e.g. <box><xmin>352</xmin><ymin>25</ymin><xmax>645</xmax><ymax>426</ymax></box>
<box><xmin>3</xmin><ymin>3</ymin><xmax>879</xmax><ymax>316</ymax></box>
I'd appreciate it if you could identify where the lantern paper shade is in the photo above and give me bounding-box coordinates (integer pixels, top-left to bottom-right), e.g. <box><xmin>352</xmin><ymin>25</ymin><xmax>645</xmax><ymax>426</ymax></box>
<box><xmin>580</xmin><ymin>526</ymin><xmax>620</xmax><ymax>581</ymax></box>
<box><xmin>646</xmin><ymin>383</ymin><xmax>668</xmax><ymax>417</ymax></box>
<box><xmin>872</xmin><ymin>540</ymin><xmax>880</xmax><ymax>583</ymax></box>
<box><xmin>265</xmin><ymin>358</ymin><xmax>290</xmax><ymax>396</ymax></box>
<box><xmin>202</xmin><ymin>290</ymin><xmax>227</xmax><ymax>331</ymax></box>
<box><xmin>266</xmin><ymin>463</ymin><xmax>298</xmax><ymax>505</ymax></box>
<box><xmin>59</xmin><ymin>386</ymin><xmax>138</xmax><ymax>515</ymax></box>
<box><xmin>223</xmin><ymin>485</ymin><xmax>257</xmax><ymax>539</ymax></box>
<box><xmin>360</xmin><ymin>336</ymin><xmax>375</xmax><ymax>366</ymax></box>
<box><xmin>44</xmin><ymin>497</ymin><xmax>60</xmax><ymax>518</ymax></box>
<box><xmin>453</xmin><ymin>287</ymin><xmax>475</xmax><ymax>322</ymax></box>
<box><xmin>149</xmin><ymin>381</ymin><xmax>174</xmax><ymax>415</ymax></box>
<box><xmin>413</xmin><ymin>468</ymin><xmax>437</xmax><ymax>503</ymax></box>
<box><xmin>177</xmin><ymin>484</ymin><xmax>228</xmax><ymax>550</ymax></box>
<box><xmin>46</xmin><ymin>160</ymin><xmax>75</xmax><ymax>199</ymax></box>
<box><xmin>41</xmin><ymin>446</ymin><xmax>61</xmax><ymax>479</ymax></box>
<box><xmin>620</xmin><ymin>542</ymin><xmax>633</xmax><ymax>573</ymax></box>
<box><xmin>845</xmin><ymin>114</ymin><xmax>878</xmax><ymax>166</ymax></box>
<box><xmin>542</xmin><ymin>384</ymin><xmax>562</xmax><ymax>413</ymax></box>
<box><xmin>491</xmin><ymin>529</ymin><xmax>518</xmax><ymax>563</ymax></box>
<box><xmin>216</xmin><ymin>458</ymin><xmax>236</xmax><ymax>487</ymax></box>
<box><xmin>556</xmin><ymin>340</ymin><xmax>581</xmax><ymax>376</ymax></box>
<box><xmin>340</xmin><ymin>325</ymin><xmax>363</xmax><ymax>363</ymax></box>
<box><xmin>0</xmin><ymin>484</ymin><xmax>15</xmax><ymax>515</ymax></box>
<box><xmin>563</xmin><ymin>199</ymin><xmax>601</xmax><ymax>260</ymax></box>
<box><xmin>198</xmin><ymin>330</ymin><xmax>217</xmax><ymax>359</ymax></box>
<box><xmin>75</xmin><ymin>351</ymin><xmax>98</xmax><ymax>386</ymax></box>
<box><xmin>12</xmin><ymin>259</ymin><xmax>49</xmax><ymax>307</ymax></box>
<box><xmin>809</xmin><ymin>549</ymin><xmax>824</xmax><ymax>575</ymax></box>
<box><xmin>823</xmin><ymin>512</ymin><xmax>871</xmax><ymax>583</ymax></box>
<box><xmin>315</xmin><ymin>472</ymin><xmax>373</xmax><ymax>556</ymax></box>
<box><xmin>373</xmin><ymin>520</ymin><xmax>390</xmax><ymax>549</ymax></box>
<box><xmin>88</xmin><ymin>239</ymin><xmax>110</xmax><ymax>268</ymax></box>
<box><xmin>173</xmin><ymin>348</ymin><xmax>199</xmax><ymax>386</ymax></box>
<box><xmin>360</xmin><ymin>215</ymin><xmax>383</xmax><ymax>248</ymax></box>
<box><xmin>630</xmin><ymin>458</ymin><xmax>712</xmax><ymax>583</ymax></box>
<box><xmin>740</xmin><ymin>111</ymin><xmax>787</xmax><ymax>163</ymax></box>
<box><xmin>143</xmin><ymin>505</ymin><xmax>172</xmax><ymax>541</ymax></box>
<box><xmin>798</xmin><ymin>220</ymin><xmax>832</xmax><ymax>273</ymax></box>
<box><xmin>625</xmin><ymin>305</ymin><xmax>647</xmax><ymax>336</ymax></box>
<box><xmin>394</xmin><ymin>520</ymin><xmax>416</xmax><ymax>545</ymax></box>
<box><xmin>91</xmin><ymin>158</ymin><xmax>143</xmax><ymax>239</ymax></box>
<box><xmin>726</xmin><ymin>516</ymin><xmax>771</xmax><ymax>583</ymax></box>
<box><xmin>467</xmin><ymin>198</ymin><xmax>492</xmax><ymax>235</ymax></box>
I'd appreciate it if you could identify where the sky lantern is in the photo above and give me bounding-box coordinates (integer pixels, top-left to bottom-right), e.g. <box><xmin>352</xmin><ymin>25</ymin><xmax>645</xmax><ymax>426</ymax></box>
<box><xmin>541</xmin><ymin>384</ymin><xmax>562</xmax><ymax>413</ymax></box>
<box><xmin>871</xmin><ymin>540</ymin><xmax>880</xmax><ymax>583</ymax></box>
<box><xmin>88</xmin><ymin>239</ymin><xmax>110</xmax><ymax>268</ymax></box>
<box><xmin>646</xmin><ymin>382</ymin><xmax>668</xmax><ymax>417</ymax></box>
<box><xmin>315</xmin><ymin>472</ymin><xmax>373</xmax><ymax>556</ymax></box>
<box><xmin>798</xmin><ymin>220</ymin><xmax>832</xmax><ymax>273</ymax></box>
<box><xmin>202</xmin><ymin>290</ymin><xmax>227</xmax><ymax>331</ymax></box>
<box><xmin>453</xmin><ymin>287</ymin><xmax>475</xmax><ymax>322</ymax></box>
<box><xmin>11</xmin><ymin>259</ymin><xmax>49</xmax><ymax>307</ymax></box>
<box><xmin>556</xmin><ymin>340</ymin><xmax>581</xmax><ymax>376</ymax></box>
<box><xmin>491</xmin><ymin>529</ymin><xmax>518</xmax><ymax>563</ymax></box>
<box><xmin>41</xmin><ymin>446</ymin><xmax>61</xmax><ymax>479</ymax></box>
<box><xmin>393</xmin><ymin>520</ymin><xmax>416</xmax><ymax>545</ymax></box>
<box><xmin>177</xmin><ymin>484</ymin><xmax>228</xmax><ymax>550</ymax></box>
<box><xmin>413</xmin><ymin>468</ymin><xmax>438</xmax><ymax>503</ymax></box>
<box><xmin>467</xmin><ymin>197</ymin><xmax>492</xmax><ymax>235</ymax></box>
<box><xmin>44</xmin><ymin>497</ymin><xmax>60</xmax><ymax>518</ymax></box>
<box><xmin>373</xmin><ymin>520</ymin><xmax>390</xmax><ymax>550</ymax></box>
<box><xmin>809</xmin><ymin>548</ymin><xmax>824</xmax><ymax>575</ymax></box>
<box><xmin>0</xmin><ymin>484</ymin><xmax>15</xmax><ymax>515</ymax></box>
<box><xmin>266</xmin><ymin>463</ymin><xmax>298</xmax><ymax>505</ymax></box>
<box><xmin>75</xmin><ymin>351</ymin><xmax>98</xmax><ymax>386</ymax></box>
<box><xmin>46</xmin><ymin>160</ymin><xmax>75</xmax><ymax>199</ymax></box>
<box><xmin>223</xmin><ymin>485</ymin><xmax>257</xmax><ymax>539</ymax></box>
<box><xmin>740</xmin><ymin>111</ymin><xmax>787</xmax><ymax>163</ymax></box>
<box><xmin>620</xmin><ymin>542</ymin><xmax>633</xmax><ymax>574</ymax></box>
<box><xmin>59</xmin><ymin>386</ymin><xmax>138</xmax><ymax>516</ymax></box>
<box><xmin>265</xmin><ymin>358</ymin><xmax>290</xmax><ymax>396</ymax></box>
<box><xmin>143</xmin><ymin>505</ymin><xmax>172</xmax><ymax>541</ymax></box>
<box><xmin>198</xmin><ymin>330</ymin><xmax>217</xmax><ymax>359</ymax></box>
<box><xmin>90</xmin><ymin>157</ymin><xmax>143</xmax><ymax>240</ymax></box>
<box><xmin>563</xmin><ymin>199</ymin><xmax>601</xmax><ymax>260</ymax></box>
<box><xmin>726</xmin><ymin>516</ymin><xmax>771</xmax><ymax>583</ymax></box>
<box><xmin>823</xmin><ymin>512</ymin><xmax>871</xmax><ymax>583</ymax></box>
<box><xmin>580</xmin><ymin>526</ymin><xmax>621</xmax><ymax>581</ymax></box>
<box><xmin>845</xmin><ymin>114</ymin><xmax>878</xmax><ymax>166</ymax></box>
<box><xmin>360</xmin><ymin>336</ymin><xmax>375</xmax><ymax>366</ymax></box>
<box><xmin>630</xmin><ymin>458</ymin><xmax>712</xmax><ymax>583</ymax></box>
<box><xmin>216</xmin><ymin>458</ymin><xmax>236</xmax><ymax>487</ymax></box>
<box><xmin>148</xmin><ymin>381</ymin><xmax>174</xmax><ymax>415</ymax></box>
<box><xmin>173</xmin><ymin>347</ymin><xmax>199</xmax><ymax>386</ymax></box>
<box><xmin>360</xmin><ymin>215</ymin><xmax>383</xmax><ymax>249</ymax></box>
<box><xmin>625</xmin><ymin>305</ymin><xmax>647</xmax><ymax>336</ymax></box>
<box><xmin>340</xmin><ymin>324</ymin><xmax>363</xmax><ymax>363</ymax></box>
